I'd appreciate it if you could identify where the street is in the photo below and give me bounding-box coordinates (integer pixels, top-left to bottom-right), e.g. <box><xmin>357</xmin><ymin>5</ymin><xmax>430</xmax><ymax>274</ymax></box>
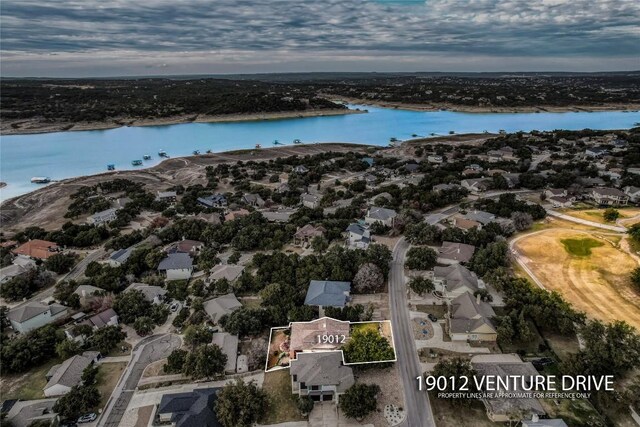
<box><xmin>98</xmin><ymin>334</ymin><xmax>181</xmax><ymax>427</ymax></box>
<box><xmin>388</xmin><ymin>238</ymin><xmax>436</xmax><ymax>427</ymax></box>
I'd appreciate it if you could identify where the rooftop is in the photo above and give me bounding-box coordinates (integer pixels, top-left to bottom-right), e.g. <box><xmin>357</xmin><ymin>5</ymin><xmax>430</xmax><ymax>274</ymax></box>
<box><xmin>304</xmin><ymin>280</ymin><xmax>351</xmax><ymax>308</ymax></box>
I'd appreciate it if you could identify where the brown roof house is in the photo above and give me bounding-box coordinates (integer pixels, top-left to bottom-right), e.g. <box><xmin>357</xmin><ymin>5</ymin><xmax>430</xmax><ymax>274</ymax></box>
<box><xmin>289</xmin><ymin>317</ymin><xmax>350</xmax><ymax>358</ymax></box>
<box><xmin>290</xmin><ymin>351</ymin><xmax>355</xmax><ymax>402</ymax></box>
<box><xmin>431</xmin><ymin>264</ymin><xmax>483</xmax><ymax>299</ymax></box>
<box><xmin>293</xmin><ymin>224</ymin><xmax>326</xmax><ymax>248</ymax></box>
<box><xmin>12</xmin><ymin>240</ymin><xmax>60</xmax><ymax>260</ymax></box>
<box><xmin>437</xmin><ymin>241</ymin><xmax>476</xmax><ymax>265</ymax></box>
<box><xmin>447</xmin><ymin>293</ymin><xmax>496</xmax><ymax>342</ymax></box>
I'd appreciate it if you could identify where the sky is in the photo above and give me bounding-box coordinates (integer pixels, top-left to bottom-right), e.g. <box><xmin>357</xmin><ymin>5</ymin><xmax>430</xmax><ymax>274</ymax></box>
<box><xmin>1</xmin><ymin>0</ymin><xmax>639</xmax><ymax>77</ymax></box>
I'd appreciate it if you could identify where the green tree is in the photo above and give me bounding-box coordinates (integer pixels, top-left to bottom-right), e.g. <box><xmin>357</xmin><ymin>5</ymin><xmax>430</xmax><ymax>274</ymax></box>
<box><xmin>164</xmin><ymin>349</ymin><xmax>187</xmax><ymax>374</ymax></box>
<box><xmin>44</xmin><ymin>253</ymin><xmax>77</xmax><ymax>274</ymax></box>
<box><xmin>430</xmin><ymin>357</ymin><xmax>479</xmax><ymax>406</ymax></box>
<box><xmin>311</xmin><ymin>236</ymin><xmax>329</xmax><ymax>254</ymax></box>
<box><xmin>343</xmin><ymin>328</ymin><xmax>395</xmax><ymax>364</ymax></box>
<box><xmin>339</xmin><ymin>383</ymin><xmax>380</xmax><ymax>420</ymax></box>
<box><xmin>405</xmin><ymin>246</ymin><xmax>438</xmax><ymax>270</ymax></box>
<box><xmin>133</xmin><ymin>316</ymin><xmax>154</xmax><ymax>336</ymax></box>
<box><xmin>603</xmin><ymin>208</ymin><xmax>620</xmax><ymax>222</ymax></box>
<box><xmin>297</xmin><ymin>396</ymin><xmax>314</xmax><ymax>416</ymax></box>
<box><xmin>56</xmin><ymin>339</ymin><xmax>81</xmax><ymax>359</ymax></box>
<box><xmin>364</xmin><ymin>244</ymin><xmax>393</xmax><ymax>278</ymax></box>
<box><xmin>183</xmin><ymin>325</ymin><xmax>214</xmax><ymax>349</ymax></box>
<box><xmin>52</xmin><ymin>385</ymin><xmax>100</xmax><ymax>419</ymax></box>
<box><xmin>214</xmin><ymin>379</ymin><xmax>268</xmax><ymax>427</ymax></box>
<box><xmin>183</xmin><ymin>344</ymin><xmax>227</xmax><ymax>379</ymax></box>
<box><xmin>90</xmin><ymin>325</ymin><xmax>126</xmax><ymax>354</ymax></box>
<box><xmin>113</xmin><ymin>290</ymin><xmax>152</xmax><ymax>324</ymax></box>
<box><xmin>81</xmin><ymin>364</ymin><xmax>99</xmax><ymax>386</ymax></box>
<box><xmin>408</xmin><ymin>277</ymin><xmax>435</xmax><ymax>296</ymax></box>
<box><xmin>219</xmin><ymin>308</ymin><xmax>266</xmax><ymax>337</ymax></box>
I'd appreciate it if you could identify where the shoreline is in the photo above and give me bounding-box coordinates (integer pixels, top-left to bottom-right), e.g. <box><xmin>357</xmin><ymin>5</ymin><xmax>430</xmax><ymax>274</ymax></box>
<box><xmin>324</xmin><ymin>96</ymin><xmax>640</xmax><ymax>114</ymax></box>
<box><xmin>0</xmin><ymin>108</ymin><xmax>365</xmax><ymax>136</ymax></box>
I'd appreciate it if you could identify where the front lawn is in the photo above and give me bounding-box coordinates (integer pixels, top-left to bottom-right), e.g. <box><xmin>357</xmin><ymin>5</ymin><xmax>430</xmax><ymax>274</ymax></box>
<box><xmin>96</xmin><ymin>362</ymin><xmax>127</xmax><ymax>409</ymax></box>
<box><xmin>260</xmin><ymin>370</ymin><xmax>305</xmax><ymax>425</ymax></box>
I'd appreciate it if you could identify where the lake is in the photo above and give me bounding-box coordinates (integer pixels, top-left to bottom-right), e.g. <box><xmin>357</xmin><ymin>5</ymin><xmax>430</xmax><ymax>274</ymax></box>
<box><xmin>1</xmin><ymin>104</ymin><xmax>639</xmax><ymax>201</ymax></box>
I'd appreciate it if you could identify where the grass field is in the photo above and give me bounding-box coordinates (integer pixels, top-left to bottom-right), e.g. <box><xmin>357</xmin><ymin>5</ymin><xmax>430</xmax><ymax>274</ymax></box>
<box><xmin>96</xmin><ymin>362</ymin><xmax>127</xmax><ymax>409</ymax></box>
<box><xmin>561</xmin><ymin>207</ymin><xmax>640</xmax><ymax>227</ymax></box>
<box><xmin>260</xmin><ymin>370</ymin><xmax>306</xmax><ymax>425</ymax></box>
<box><xmin>560</xmin><ymin>238</ymin><xmax>604</xmax><ymax>256</ymax></box>
<box><xmin>0</xmin><ymin>358</ymin><xmax>61</xmax><ymax>400</ymax></box>
<box><xmin>515</xmin><ymin>229</ymin><xmax>640</xmax><ymax>330</ymax></box>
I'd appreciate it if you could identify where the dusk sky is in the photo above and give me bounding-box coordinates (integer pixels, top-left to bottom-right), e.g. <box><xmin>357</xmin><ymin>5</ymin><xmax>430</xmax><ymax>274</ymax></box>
<box><xmin>1</xmin><ymin>0</ymin><xmax>639</xmax><ymax>77</ymax></box>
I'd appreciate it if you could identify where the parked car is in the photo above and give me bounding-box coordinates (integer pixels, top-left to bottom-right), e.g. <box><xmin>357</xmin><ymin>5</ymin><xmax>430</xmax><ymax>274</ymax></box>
<box><xmin>532</xmin><ymin>357</ymin><xmax>555</xmax><ymax>370</ymax></box>
<box><xmin>428</xmin><ymin>314</ymin><xmax>438</xmax><ymax>322</ymax></box>
<box><xmin>169</xmin><ymin>302</ymin><xmax>180</xmax><ymax>312</ymax></box>
<box><xmin>77</xmin><ymin>413</ymin><xmax>97</xmax><ymax>423</ymax></box>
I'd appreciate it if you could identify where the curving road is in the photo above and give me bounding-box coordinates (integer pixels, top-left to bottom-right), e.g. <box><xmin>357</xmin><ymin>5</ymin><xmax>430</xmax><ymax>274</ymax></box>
<box><xmin>389</xmin><ymin>238</ymin><xmax>436</xmax><ymax>427</ymax></box>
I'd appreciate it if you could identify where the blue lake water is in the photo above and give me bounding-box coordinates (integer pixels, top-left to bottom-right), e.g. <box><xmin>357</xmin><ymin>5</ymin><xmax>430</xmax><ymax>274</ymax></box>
<box><xmin>1</xmin><ymin>105</ymin><xmax>639</xmax><ymax>201</ymax></box>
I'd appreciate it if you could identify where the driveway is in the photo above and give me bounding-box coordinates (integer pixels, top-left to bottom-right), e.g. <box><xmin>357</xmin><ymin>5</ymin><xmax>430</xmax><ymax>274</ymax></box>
<box><xmin>308</xmin><ymin>403</ymin><xmax>371</xmax><ymax>427</ymax></box>
<box><xmin>388</xmin><ymin>238</ymin><xmax>436</xmax><ymax>427</ymax></box>
<box><xmin>411</xmin><ymin>314</ymin><xmax>491</xmax><ymax>354</ymax></box>
<box><xmin>98</xmin><ymin>334</ymin><xmax>181</xmax><ymax>427</ymax></box>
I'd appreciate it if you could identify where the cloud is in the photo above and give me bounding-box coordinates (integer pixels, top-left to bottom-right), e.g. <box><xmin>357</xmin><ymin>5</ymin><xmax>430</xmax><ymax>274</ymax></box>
<box><xmin>1</xmin><ymin>0</ymin><xmax>639</xmax><ymax>76</ymax></box>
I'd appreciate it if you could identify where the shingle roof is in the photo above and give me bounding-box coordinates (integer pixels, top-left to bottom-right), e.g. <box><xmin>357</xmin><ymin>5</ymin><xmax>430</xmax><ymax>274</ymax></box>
<box><xmin>109</xmin><ymin>248</ymin><xmax>132</xmax><ymax>263</ymax></box>
<box><xmin>157</xmin><ymin>388</ymin><xmax>221</xmax><ymax>427</ymax></box>
<box><xmin>289</xmin><ymin>318</ymin><xmax>350</xmax><ymax>352</ymax></box>
<box><xmin>7</xmin><ymin>301</ymin><xmax>66</xmax><ymax>323</ymax></box>
<box><xmin>290</xmin><ymin>352</ymin><xmax>354</xmax><ymax>393</ymax></box>
<box><xmin>367</xmin><ymin>206</ymin><xmax>397</xmax><ymax>221</ymax></box>
<box><xmin>211</xmin><ymin>333</ymin><xmax>238</xmax><ymax>373</ymax></box>
<box><xmin>433</xmin><ymin>264</ymin><xmax>480</xmax><ymax>292</ymax></box>
<box><xmin>82</xmin><ymin>308</ymin><xmax>117</xmax><ymax>329</ymax></box>
<box><xmin>44</xmin><ymin>352</ymin><xmax>94</xmax><ymax>392</ymax></box>
<box><xmin>449</xmin><ymin>292</ymin><xmax>496</xmax><ymax>335</ymax></box>
<box><xmin>125</xmin><ymin>283</ymin><xmax>167</xmax><ymax>302</ymax></box>
<box><xmin>158</xmin><ymin>253</ymin><xmax>193</xmax><ymax>271</ymax></box>
<box><xmin>346</xmin><ymin>223</ymin><xmax>368</xmax><ymax>236</ymax></box>
<box><xmin>304</xmin><ymin>280</ymin><xmax>351</xmax><ymax>307</ymax></box>
<box><xmin>438</xmin><ymin>242</ymin><xmax>476</xmax><ymax>263</ymax></box>
<box><xmin>464</xmin><ymin>210</ymin><xmax>496</xmax><ymax>225</ymax></box>
<box><xmin>203</xmin><ymin>294</ymin><xmax>242</xmax><ymax>323</ymax></box>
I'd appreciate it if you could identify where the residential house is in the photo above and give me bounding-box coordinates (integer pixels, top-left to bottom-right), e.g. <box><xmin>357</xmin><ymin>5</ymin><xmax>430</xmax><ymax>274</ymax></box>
<box><xmin>363</xmin><ymin>173</ymin><xmax>378</xmax><ymax>187</ymax></box>
<box><xmin>403</xmin><ymin>163</ymin><xmax>420</xmax><ymax>174</ymax></box>
<box><xmin>453</xmin><ymin>217</ymin><xmax>482</xmax><ymax>231</ymax></box>
<box><xmin>197</xmin><ymin>194</ymin><xmax>227</xmax><ymax>209</ymax></box>
<box><xmin>437</xmin><ymin>242</ymin><xmax>476</xmax><ymax>265</ymax></box>
<box><xmin>277</xmin><ymin>182</ymin><xmax>291</xmax><ymax>193</ymax></box>
<box><xmin>196</xmin><ymin>212</ymin><xmax>223</xmax><ymax>225</ymax></box>
<box><xmin>424</xmin><ymin>213</ymin><xmax>447</xmax><ymax>226</ymax></box>
<box><xmin>293</xmin><ymin>165</ymin><xmax>309</xmax><ymax>174</ymax></box>
<box><xmin>345</xmin><ymin>223</ymin><xmax>371</xmax><ymax>249</ymax></box>
<box><xmin>301</xmin><ymin>193</ymin><xmax>320</xmax><ymax>209</ymax></box>
<box><xmin>585</xmin><ymin>147</ymin><xmax>608</xmax><ymax>157</ymax></box>
<box><xmin>0</xmin><ymin>262</ymin><xmax>34</xmax><ymax>285</ymax></box>
<box><xmin>522</xmin><ymin>417</ymin><xmax>568</xmax><ymax>427</ymax></box>
<box><xmin>447</xmin><ymin>293</ymin><xmax>496</xmax><ymax>342</ymax></box>
<box><xmin>87</xmin><ymin>208</ymin><xmax>118</xmax><ymax>226</ymax></box>
<box><xmin>224</xmin><ymin>208</ymin><xmax>250</xmax><ymax>222</ymax></box>
<box><xmin>242</xmin><ymin>193</ymin><xmax>266</xmax><ymax>207</ymax></box>
<box><xmin>433</xmin><ymin>184</ymin><xmax>462</xmax><ymax>194</ymax></box>
<box><xmin>113</xmin><ymin>197</ymin><xmax>132</xmax><ymax>209</ymax></box>
<box><xmin>211</xmin><ymin>332</ymin><xmax>239</xmax><ymax>374</ymax></box>
<box><xmin>44</xmin><ymin>351</ymin><xmax>100</xmax><ymax>397</ymax></box>
<box><xmin>203</xmin><ymin>293</ymin><xmax>242</xmax><ymax>324</ymax></box>
<box><xmin>167</xmin><ymin>239</ymin><xmax>204</xmax><ymax>256</ymax></box>
<box><xmin>158</xmin><ymin>253</ymin><xmax>193</xmax><ymax>280</ymax></box>
<box><xmin>548</xmin><ymin>196</ymin><xmax>574</xmax><ymax>208</ymax></box>
<box><xmin>262</xmin><ymin>210</ymin><xmax>293</xmax><ymax>223</ymax></box>
<box><xmin>364</xmin><ymin>206</ymin><xmax>398</xmax><ymax>228</ymax></box>
<box><xmin>208</xmin><ymin>264</ymin><xmax>245</xmax><ymax>284</ymax></box>
<box><xmin>472</xmin><ymin>354</ymin><xmax>546</xmax><ymax>422</ymax></box>
<box><xmin>361</xmin><ymin>157</ymin><xmax>374</xmax><ymax>167</ymax></box>
<box><xmin>155</xmin><ymin>388</ymin><xmax>221</xmax><ymax>427</ymax></box>
<box><xmin>290</xmin><ymin>351</ymin><xmax>355</xmax><ymax>402</ymax></box>
<box><xmin>427</xmin><ymin>155</ymin><xmax>444</xmax><ymax>164</ymax></box>
<box><xmin>432</xmin><ymin>264</ymin><xmax>483</xmax><ymax>299</ymax></box>
<box><xmin>4</xmin><ymin>400</ymin><xmax>57</xmax><ymax>427</ymax></box>
<box><xmin>81</xmin><ymin>308</ymin><xmax>118</xmax><ymax>329</ymax></box>
<box><xmin>73</xmin><ymin>284</ymin><xmax>103</xmax><ymax>300</ymax></box>
<box><xmin>464</xmin><ymin>210</ymin><xmax>497</xmax><ymax>226</ymax></box>
<box><xmin>156</xmin><ymin>191</ymin><xmax>177</xmax><ymax>203</ymax></box>
<box><xmin>461</xmin><ymin>178</ymin><xmax>491</xmax><ymax>195</ymax></box>
<box><xmin>624</xmin><ymin>186</ymin><xmax>640</xmax><ymax>203</ymax></box>
<box><xmin>293</xmin><ymin>224</ymin><xmax>326</xmax><ymax>247</ymax></box>
<box><xmin>125</xmin><ymin>283</ymin><xmax>167</xmax><ymax>304</ymax></box>
<box><xmin>589</xmin><ymin>187</ymin><xmax>629</xmax><ymax>206</ymax></box>
<box><xmin>502</xmin><ymin>173</ymin><xmax>520</xmax><ymax>188</ymax></box>
<box><xmin>12</xmin><ymin>239</ymin><xmax>60</xmax><ymax>260</ymax></box>
<box><xmin>289</xmin><ymin>317</ymin><xmax>350</xmax><ymax>357</ymax></box>
<box><xmin>107</xmin><ymin>247</ymin><xmax>133</xmax><ymax>267</ymax></box>
<box><xmin>7</xmin><ymin>301</ymin><xmax>68</xmax><ymax>334</ymax></box>
<box><xmin>304</xmin><ymin>280</ymin><xmax>351</xmax><ymax>316</ymax></box>
<box><xmin>544</xmin><ymin>188</ymin><xmax>567</xmax><ymax>199</ymax></box>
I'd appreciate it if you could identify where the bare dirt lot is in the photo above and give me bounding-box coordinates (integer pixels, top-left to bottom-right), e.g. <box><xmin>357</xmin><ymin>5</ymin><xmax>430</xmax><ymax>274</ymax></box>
<box><xmin>515</xmin><ymin>228</ymin><xmax>640</xmax><ymax>330</ymax></box>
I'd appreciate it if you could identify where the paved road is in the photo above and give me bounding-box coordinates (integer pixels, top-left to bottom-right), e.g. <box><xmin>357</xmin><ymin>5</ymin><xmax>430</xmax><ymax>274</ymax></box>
<box><xmin>388</xmin><ymin>238</ymin><xmax>436</xmax><ymax>427</ymax></box>
<box><xmin>98</xmin><ymin>334</ymin><xmax>181</xmax><ymax>427</ymax></box>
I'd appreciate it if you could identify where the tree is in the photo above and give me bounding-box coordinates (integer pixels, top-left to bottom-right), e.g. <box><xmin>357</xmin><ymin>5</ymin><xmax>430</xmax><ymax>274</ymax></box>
<box><xmin>90</xmin><ymin>325</ymin><xmax>126</xmax><ymax>354</ymax></box>
<box><xmin>52</xmin><ymin>385</ymin><xmax>100</xmax><ymax>420</ymax></box>
<box><xmin>510</xmin><ymin>211</ymin><xmax>533</xmax><ymax>231</ymax></box>
<box><xmin>184</xmin><ymin>324</ymin><xmax>213</xmax><ymax>349</ymax></box>
<box><xmin>228</xmin><ymin>251</ymin><xmax>241</xmax><ymax>264</ymax></box>
<box><xmin>405</xmin><ymin>246</ymin><xmax>438</xmax><ymax>270</ymax></box>
<box><xmin>430</xmin><ymin>358</ymin><xmax>479</xmax><ymax>406</ymax></box>
<box><xmin>631</xmin><ymin>267</ymin><xmax>640</xmax><ymax>292</ymax></box>
<box><xmin>166</xmin><ymin>280</ymin><xmax>189</xmax><ymax>301</ymax></box>
<box><xmin>219</xmin><ymin>308</ymin><xmax>266</xmax><ymax>337</ymax></box>
<box><xmin>364</xmin><ymin>244</ymin><xmax>393</xmax><ymax>278</ymax></box>
<box><xmin>54</xmin><ymin>281</ymin><xmax>81</xmax><ymax>308</ymax></box>
<box><xmin>81</xmin><ymin>364</ymin><xmax>99</xmax><ymax>386</ymax></box>
<box><xmin>311</xmin><ymin>236</ymin><xmax>329</xmax><ymax>253</ymax></box>
<box><xmin>297</xmin><ymin>396</ymin><xmax>314</xmax><ymax>416</ymax></box>
<box><xmin>1</xmin><ymin>325</ymin><xmax>64</xmax><ymax>373</ymax></box>
<box><xmin>353</xmin><ymin>263</ymin><xmax>384</xmax><ymax>293</ymax></box>
<box><xmin>133</xmin><ymin>316</ymin><xmax>154</xmax><ymax>336</ymax></box>
<box><xmin>408</xmin><ymin>277</ymin><xmax>434</xmax><ymax>296</ymax></box>
<box><xmin>603</xmin><ymin>208</ymin><xmax>620</xmax><ymax>222</ymax></box>
<box><xmin>44</xmin><ymin>253</ymin><xmax>77</xmax><ymax>274</ymax></box>
<box><xmin>339</xmin><ymin>383</ymin><xmax>380</xmax><ymax>420</ymax></box>
<box><xmin>214</xmin><ymin>379</ymin><xmax>268</xmax><ymax>427</ymax></box>
<box><xmin>164</xmin><ymin>349</ymin><xmax>187</xmax><ymax>374</ymax></box>
<box><xmin>56</xmin><ymin>339</ymin><xmax>81</xmax><ymax>359</ymax></box>
<box><xmin>343</xmin><ymin>328</ymin><xmax>395</xmax><ymax>364</ymax></box>
<box><xmin>183</xmin><ymin>344</ymin><xmax>227</xmax><ymax>379</ymax></box>
<box><xmin>113</xmin><ymin>290</ymin><xmax>152</xmax><ymax>324</ymax></box>
<box><xmin>469</xmin><ymin>240</ymin><xmax>509</xmax><ymax>276</ymax></box>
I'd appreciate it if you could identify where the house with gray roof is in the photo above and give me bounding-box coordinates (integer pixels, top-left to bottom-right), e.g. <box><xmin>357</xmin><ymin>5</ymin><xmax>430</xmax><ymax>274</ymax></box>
<box><xmin>155</xmin><ymin>388</ymin><xmax>221</xmax><ymax>427</ymax></box>
<box><xmin>87</xmin><ymin>208</ymin><xmax>119</xmax><ymax>226</ymax></box>
<box><xmin>432</xmin><ymin>264</ymin><xmax>483</xmax><ymax>299</ymax></box>
<box><xmin>447</xmin><ymin>293</ymin><xmax>496</xmax><ymax>342</ymax></box>
<box><xmin>44</xmin><ymin>351</ymin><xmax>99</xmax><ymax>397</ymax></box>
<box><xmin>471</xmin><ymin>354</ymin><xmax>546</xmax><ymax>422</ymax></box>
<box><xmin>108</xmin><ymin>247</ymin><xmax>133</xmax><ymax>267</ymax></box>
<box><xmin>304</xmin><ymin>280</ymin><xmax>351</xmax><ymax>316</ymax></box>
<box><xmin>156</xmin><ymin>190</ymin><xmax>177</xmax><ymax>203</ymax></box>
<box><xmin>589</xmin><ymin>187</ymin><xmax>629</xmax><ymax>206</ymax></box>
<box><xmin>81</xmin><ymin>308</ymin><xmax>118</xmax><ymax>329</ymax></box>
<box><xmin>437</xmin><ymin>241</ymin><xmax>476</xmax><ymax>265</ymax></box>
<box><xmin>203</xmin><ymin>293</ymin><xmax>242</xmax><ymax>324</ymax></box>
<box><xmin>242</xmin><ymin>193</ymin><xmax>265</xmax><ymax>207</ymax></box>
<box><xmin>208</xmin><ymin>264</ymin><xmax>245</xmax><ymax>283</ymax></box>
<box><xmin>464</xmin><ymin>210</ymin><xmax>496</xmax><ymax>225</ymax></box>
<box><xmin>365</xmin><ymin>206</ymin><xmax>398</xmax><ymax>227</ymax></box>
<box><xmin>5</xmin><ymin>399</ymin><xmax>57</xmax><ymax>427</ymax></box>
<box><xmin>0</xmin><ymin>262</ymin><xmax>33</xmax><ymax>285</ymax></box>
<box><xmin>301</xmin><ymin>193</ymin><xmax>320</xmax><ymax>209</ymax></box>
<box><xmin>125</xmin><ymin>283</ymin><xmax>167</xmax><ymax>304</ymax></box>
<box><xmin>73</xmin><ymin>284</ymin><xmax>103</xmax><ymax>300</ymax></box>
<box><xmin>197</xmin><ymin>194</ymin><xmax>227</xmax><ymax>209</ymax></box>
<box><xmin>461</xmin><ymin>178</ymin><xmax>491</xmax><ymax>194</ymax></box>
<box><xmin>345</xmin><ymin>223</ymin><xmax>370</xmax><ymax>249</ymax></box>
<box><xmin>158</xmin><ymin>253</ymin><xmax>193</xmax><ymax>280</ymax></box>
<box><xmin>211</xmin><ymin>332</ymin><xmax>239</xmax><ymax>373</ymax></box>
<box><xmin>290</xmin><ymin>351</ymin><xmax>355</xmax><ymax>402</ymax></box>
<box><xmin>7</xmin><ymin>301</ymin><xmax>68</xmax><ymax>334</ymax></box>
